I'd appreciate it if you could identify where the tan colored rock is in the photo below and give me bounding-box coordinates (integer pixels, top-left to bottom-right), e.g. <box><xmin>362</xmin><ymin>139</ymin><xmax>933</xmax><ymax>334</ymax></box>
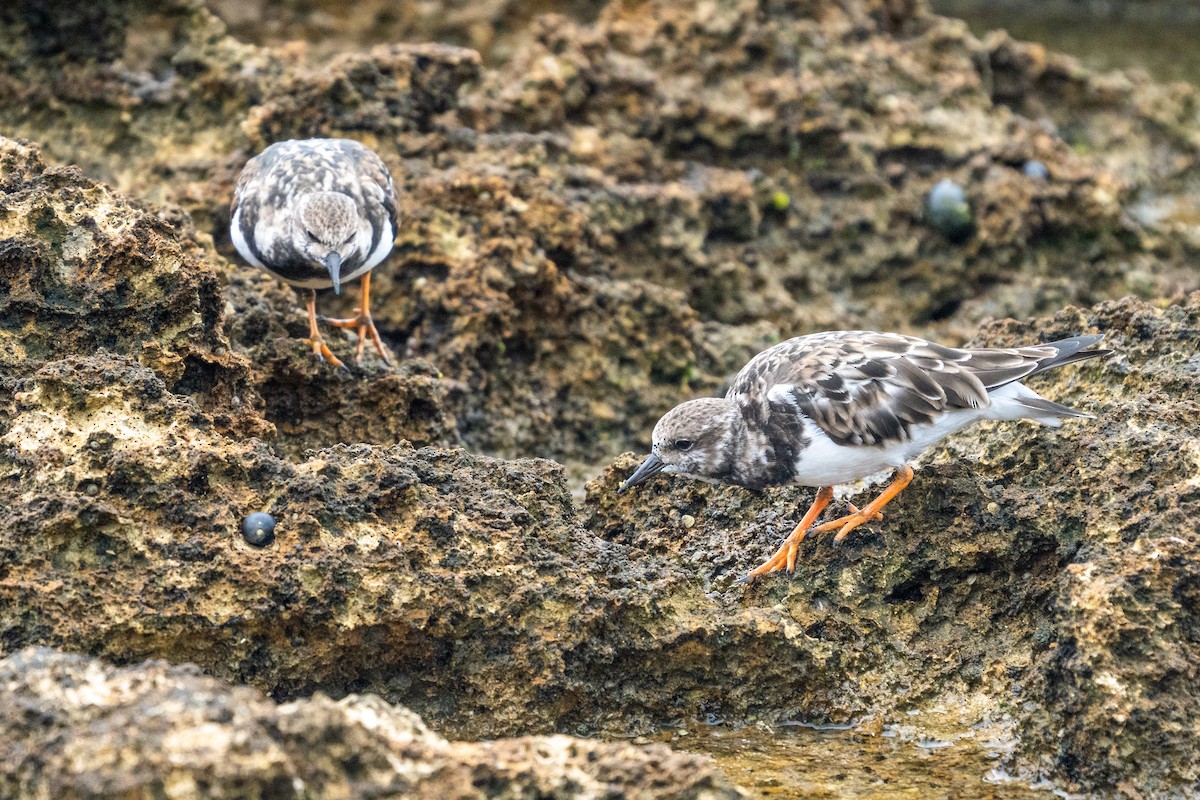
<box><xmin>0</xmin><ymin>350</ymin><xmax>604</xmax><ymax>736</ymax></box>
<box><xmin>0</xmin><ymin>648</ymin><xmax>744</xmax><ymax>799</ymax></box>
<box><xmin>963</xmin><ymin>296</ymin><xmax>1200</xmax><ymax>795</ymax></box>
<box><xmin>0</xmin><ymin>137</ymin><xmax>227</xmax><ymax>384</ymax></box>
<box><xmin>0</xmin><ymin>0</ymin><xmax>1198</xmax><ymax>797</ymax></box>
<box><xmin>3</xmin><ymin>0</ymin><xmax>1198</xmax><ymax>470</ymax></box>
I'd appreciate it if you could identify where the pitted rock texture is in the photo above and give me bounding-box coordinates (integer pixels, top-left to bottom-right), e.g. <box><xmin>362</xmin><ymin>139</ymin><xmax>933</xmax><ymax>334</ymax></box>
<box><xmin>3</xmin><ymin>291</ymin><xmax>1199</xmax><ymax>798</ymax></box>
<box><xmin>0</xmin><ymin>351</ymin><xmax>603</xmax><ymax>735</ymax></box>
<box><xmin>0</xmin><ymin>0</ymin><xmax>1198</xmax><ymax>797</ymax></box>
<box><xmin>0</xmin><ymin>140</ymin><xmax>224</xmax><ymax>380</ymax></box>
<box><xmin>2</xmin><ymin>0</ymin><xmax>1199</xmax><ymax>471</ymax></box>
<box><xmin>966</xmin><ymin>297</ymin><xmax>1200</xmax><ymax>795</ymax></box>
<box><xmin>0</xmin><ymin>648</ymin><xmax>743</xmax><ymax>800</ymax></box>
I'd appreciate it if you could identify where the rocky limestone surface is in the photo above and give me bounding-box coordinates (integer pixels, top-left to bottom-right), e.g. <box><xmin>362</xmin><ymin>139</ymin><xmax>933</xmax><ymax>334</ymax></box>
<box><xmin>3</xmin><ymin>194</ymin><xmax>1198</xmax><ymax>794</ymax></box>
<box><xmin>968</xmin><ymin>298</ymin><xmax>1200</xmax><ymax>795</ymax></box>
<box><xmin>587</xmin><ymin>294</ymin><xmax>1200</xmax><ymax>797</ymax></box>
<box><xmin>1</xmin><ymin>0</ymin><xmax>1199</xmax><ymax>797</ymax></box>
<box><xmin>0</xmin><ymin>647</ymin><xmax>742</xmax><ymax>799</ymax></box>
<box><xmin>2</xmin><ymin>0</ymin><xmax>1198</xmax><ymax>473</ymax></box>
<box><xmin>202</xmin><ymin>0</ymin><xmax>607</xmax><ymax>64</ymax></box>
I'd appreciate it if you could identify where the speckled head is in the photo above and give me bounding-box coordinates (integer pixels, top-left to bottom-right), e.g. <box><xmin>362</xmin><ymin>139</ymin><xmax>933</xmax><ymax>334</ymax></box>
<box><xmin>619</xmin><ymin>397</ymin><xmax>738</xmax><ymax>492</ymax></box>
<box><xmin>293</xmin><ymin>191</ymin><xmax>360</xmax><ymax>293</ymax></box>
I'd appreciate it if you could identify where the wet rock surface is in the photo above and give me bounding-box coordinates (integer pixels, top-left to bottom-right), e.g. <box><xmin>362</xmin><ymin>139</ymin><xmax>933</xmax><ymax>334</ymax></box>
<box><xmin>1</xmin><ymin>0</ymin><xmax>1198</xmax><ymax>797</ymax></box>
<box><xmin>0</xmin><ymin>647</ymin><xmax>742</xmax><ymax>799</ymax></box>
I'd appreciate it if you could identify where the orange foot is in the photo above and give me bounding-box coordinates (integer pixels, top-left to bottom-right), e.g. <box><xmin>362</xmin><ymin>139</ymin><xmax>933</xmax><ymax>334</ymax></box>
<box><xmin>808</xmin><ymin>466</ymin><xmax>914</xmax><ymax>545</ymax></box>
<box><xmin>325</xmin><ymin>312</ymin><xmax>392</xmax><ymax>365</ymax></box>
<box><xmin>747</xmin><ymin>486</ymin><xmax>834</xmax><ymax>578</ymax></box>
<box><xmin>745</xmin><ymin>465</ymin><xmax>916</xmax><ymax>579</ymax></box>
<box><xmin>303</xmin><ymin>336</ymin><xmax>345</xmax><ymax>369</ymax></box>
<box><xmin>808</xmin><ymin>502</ymin><xmax>883</xmax><ymax>538</ymax></box>
<box><xmin>302</xmin><ymin>288</ymin><xmax>346</xmax><ymax>369</ymax></box>
<box><xmin>323</xmin><ymin>271</ymin><xmax>393</xmax><ymax>366</ymax></box>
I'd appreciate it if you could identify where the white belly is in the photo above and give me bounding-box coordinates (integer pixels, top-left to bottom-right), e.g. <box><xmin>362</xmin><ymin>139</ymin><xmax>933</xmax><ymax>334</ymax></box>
<box><xmin>789</xmin><ymin>409</ymin><xmax>986</xmax><ymax>486</ymax></box>
<box><xmin>230</xmin><ymin>208</ymin><xmax>264</xmax><ymax>268</ymax></box>
<box><xmin>339</xmin><ymin>219</ymin><xmax>394</xmax><ymax>285</ymax></box>
<box><xmin>781</xmin><ymin>380</ymin><xmax>1071</xmax><ymax>487</ymax></box>
<box><xmin>359</xmin><ymin>220</ymin><xmax>394</xmax><ymax>273</ymax></box>
<box><xmin>235</xmin><ymin>217</ymin><xmax>394</xmax><ymax>289</ymax></box>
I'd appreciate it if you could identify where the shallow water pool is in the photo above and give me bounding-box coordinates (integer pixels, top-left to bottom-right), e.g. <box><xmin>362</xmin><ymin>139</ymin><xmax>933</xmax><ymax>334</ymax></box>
<box><xmin>657</xmin><ymin>723</ymin><xmax>1062</xmax><ymax>799</ymax></box>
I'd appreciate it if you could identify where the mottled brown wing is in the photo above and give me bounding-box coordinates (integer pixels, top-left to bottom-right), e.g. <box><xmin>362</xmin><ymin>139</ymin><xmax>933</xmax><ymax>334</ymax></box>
<box><xmin>230</xmin><ymin>142</ymin><xmax>305</xmax><ymax>234</ymax></box>
<box><xmin>231</xmin><ymin>139</ymin><xmax>398</xmax><ymax>264</ymax></box>
<box><xmin>728</xmin><ymin>331</ymin><xmax>1055</xmax><ymax>447</ymax></box>
<box><xmin>344</xmin><ymin>140</ymin><xmax>399</xmax><ymax>229</ymax></box>
<box><xmin>230</xmin><ymin>147</ymin><xmax>267</xmax><ymax>218</ymax></box>
<box><xmin>229</xmin><ymin>147</ymin><xmax>278</xmax><ymax>267</ymax></box>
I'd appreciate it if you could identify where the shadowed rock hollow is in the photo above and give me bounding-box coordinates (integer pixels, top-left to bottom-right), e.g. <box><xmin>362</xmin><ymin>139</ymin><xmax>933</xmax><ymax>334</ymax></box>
<box><xmin>1</xmin><ymin>0</ymin><xmax>1199</xmax><ymax>797</ymax></box>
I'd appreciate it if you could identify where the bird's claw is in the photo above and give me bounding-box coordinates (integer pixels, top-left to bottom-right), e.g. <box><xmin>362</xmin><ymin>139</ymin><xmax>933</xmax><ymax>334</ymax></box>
<box><xmin>304</xmin><ymin>337</ymin><xmax>346</xmax><ymax>370</ymax></box>
<box><xmin>323</xmin><ymin>313</ymin><xmax>393</xmax><ymax>366</ymax></box>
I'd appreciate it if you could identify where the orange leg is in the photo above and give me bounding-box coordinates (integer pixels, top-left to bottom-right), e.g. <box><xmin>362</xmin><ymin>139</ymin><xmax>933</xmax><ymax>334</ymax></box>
<box><xmin>325</xmin><ymin>272</ymin><xmax>393</xmax><ymax>365</ymax></box>
<box><xmin>303</xmin><ymin>289</ymin><xmax>345</xmax><ymax>369</ymax></box>
<box><xmin>748</xmin><ymin>486</ymin><xmax>834</xmax><ymax>578</ymax></box>
<box><xmin>808</xmin><ymin>465</ymin><xmax>914</xmax><ymax>544</ymax></box>
<box><xmin>806</xmin><ymin>501</ymin><xmax>884</xmax><ymax>535</ymax></box>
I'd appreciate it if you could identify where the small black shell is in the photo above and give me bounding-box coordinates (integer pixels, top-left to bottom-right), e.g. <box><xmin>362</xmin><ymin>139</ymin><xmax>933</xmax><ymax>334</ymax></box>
<box><xmin>241</xmin><ymin>512</ymin><xmax>276</xmax><ymax>547</ymax></box>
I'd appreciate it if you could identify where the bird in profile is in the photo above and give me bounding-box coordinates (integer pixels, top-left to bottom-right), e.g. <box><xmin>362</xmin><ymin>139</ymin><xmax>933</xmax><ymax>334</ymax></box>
<box><xmin>230</xmin><ymin>138</ymin><xmax>398</xmax><ymax>368</ymax></box>
<box><xmin>619</xmin><ymin>331</ymin><xmax>1110</xmax><ymax>578</ymax></box>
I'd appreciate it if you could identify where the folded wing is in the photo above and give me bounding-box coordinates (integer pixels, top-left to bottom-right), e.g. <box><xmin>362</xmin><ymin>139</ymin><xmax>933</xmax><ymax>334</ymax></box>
<box><xmin>728</xmin><ymin>331</ymin><xmax>1105</xmax><ymax>447</ymax></box>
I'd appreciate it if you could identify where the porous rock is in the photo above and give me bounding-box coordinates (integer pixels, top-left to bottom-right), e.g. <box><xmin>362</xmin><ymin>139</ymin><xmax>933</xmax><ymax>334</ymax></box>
<box><xmin>0</xmin><ymin>647</ymin><xmax>743</xmax><ymax>800</ymax></box>
<box><xmin>2</xmin><ymin>0</ymin><xmax>1198</xmax><ymax>469</ymax></box>
<box><xmin>0</xmin><ymin>0</ymin><xmax>1198</xmax><ymax>796</ymax></box>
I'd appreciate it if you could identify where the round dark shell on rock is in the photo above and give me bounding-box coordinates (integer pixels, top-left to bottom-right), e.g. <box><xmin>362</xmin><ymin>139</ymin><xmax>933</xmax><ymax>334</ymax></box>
<box><xmin>241</xmin><ymin>513</ymin><xmax>276</xmax><ymax>547</ymax></box>
<box><xmin>926</xmin><ymin>178</ymin><xmax>973</xmax><ymax>242</ymax></box>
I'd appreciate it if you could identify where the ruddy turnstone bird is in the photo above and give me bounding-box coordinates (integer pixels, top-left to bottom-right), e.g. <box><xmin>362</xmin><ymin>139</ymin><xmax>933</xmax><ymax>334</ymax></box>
<box><xmin>619</xmin><ymin>331</ymin><xmax>1109</xmax><ymax>578</ymax></box>
<box><xmin>231</xmin><ymin>138</ymin><xmax>397</xmax><ymax>368</ymax></box>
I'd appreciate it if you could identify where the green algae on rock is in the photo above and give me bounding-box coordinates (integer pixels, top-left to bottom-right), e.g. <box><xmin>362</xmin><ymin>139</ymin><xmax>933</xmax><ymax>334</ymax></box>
<box><xmin>0</xmin><ymin>647</ymin><xmax>744</xmax><ymax>800</ymax></box>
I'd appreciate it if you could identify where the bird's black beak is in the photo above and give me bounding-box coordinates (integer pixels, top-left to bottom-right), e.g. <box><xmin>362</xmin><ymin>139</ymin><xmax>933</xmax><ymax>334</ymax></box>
<box><xmin>618</xmin><ymin>453</ymin><xmax>665</xmax><ymax>493</ymax></box>
<box><xmin>323</xmin><ymin>252</ymin><xmax>342</xmax><ymax>295</ymax></box>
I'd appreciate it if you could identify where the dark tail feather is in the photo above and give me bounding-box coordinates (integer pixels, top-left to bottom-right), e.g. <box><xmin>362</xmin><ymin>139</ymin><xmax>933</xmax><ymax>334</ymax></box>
<box><xmin>1016</xmin><ymin>396</ymin><xmax>1094</xmax><ymax>419</ymax></box>
<box><xmin>1029</xmin><ymin>334</ymin><xmax>1111</xmax><ymax>377</ymax></box>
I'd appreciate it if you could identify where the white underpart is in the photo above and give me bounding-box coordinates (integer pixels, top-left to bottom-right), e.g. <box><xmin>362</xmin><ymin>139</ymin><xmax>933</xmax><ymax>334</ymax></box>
<box><xmin>344</xmin><ymin>219</ymin><xmax>394</xmax><ymax>282</ymax></box>
<box><xmin>783</xmin><ymin>381</ymin><xmax>1071</xmax><ymax>487</ymax></box>
<box><xmin>230</xmin><ymin>208</ymin><xmax>264</xmax><ymax>268</ymax></box>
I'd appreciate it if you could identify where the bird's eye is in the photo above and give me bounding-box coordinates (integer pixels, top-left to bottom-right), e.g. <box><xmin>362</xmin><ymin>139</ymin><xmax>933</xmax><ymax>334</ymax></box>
<box><xmin>674</xmin><ymin>439</ymin><xmax>694</xmax><ymax>452</ymax></box>
<box><xmin>306</xmin><ymin>230</ymin><xmax>320</xmax><ymax>242</ymax></box>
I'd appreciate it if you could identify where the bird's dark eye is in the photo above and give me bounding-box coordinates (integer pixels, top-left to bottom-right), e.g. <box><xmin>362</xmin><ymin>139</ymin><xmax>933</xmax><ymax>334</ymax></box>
<box><xmin>306</xmin><ymin>230</ymin><xmax>320</xmax><ymax>242</ymax></box>
<box><xmin>674</xmin><ymin>439</ymin><xmax>694</xmax><ymax>452</ymax></box>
